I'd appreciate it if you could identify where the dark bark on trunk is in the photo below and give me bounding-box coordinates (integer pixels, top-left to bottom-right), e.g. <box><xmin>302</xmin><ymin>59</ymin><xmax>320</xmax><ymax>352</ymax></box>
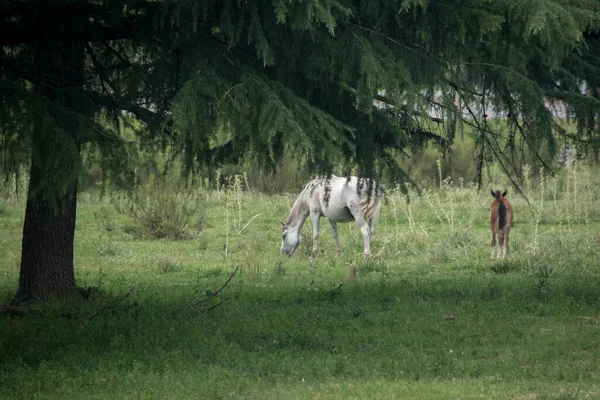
<box><xmin>13</xmin><ymin>169</ymin><xmax>79</xmax><ymax>304</ymax></box>
<box><xmin>12</xmin><ymin>26</ymin><xmax>85</xmax><ymax>305</ymax></box>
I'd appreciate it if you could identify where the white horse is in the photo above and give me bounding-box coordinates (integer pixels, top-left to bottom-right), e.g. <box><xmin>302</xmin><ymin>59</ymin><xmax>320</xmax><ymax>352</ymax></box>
<box><xmin>280</xmin><ymin>176</ymin><xmax>384</xmax><ymax>258</ymax></box>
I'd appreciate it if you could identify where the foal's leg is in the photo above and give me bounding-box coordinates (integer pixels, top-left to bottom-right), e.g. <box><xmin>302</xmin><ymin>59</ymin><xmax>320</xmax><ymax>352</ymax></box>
<box><xmin>497</xmin><ymin>234</ymin><xmax>505</xmax><ymax>259</ymax></box>
<box><xmin>329</xmin><ymin>220</ymin><xmax>342</xmax><ymax>256</ymax></box>
<box><xmin>502</xmin><ymin>230</ymin><xmax>510</xmax><ymax>259</ymax></box>
<box><xmin>310</xmin><ymin>212</ymin><xmax>321</xmax><ymax>259</ymax></box>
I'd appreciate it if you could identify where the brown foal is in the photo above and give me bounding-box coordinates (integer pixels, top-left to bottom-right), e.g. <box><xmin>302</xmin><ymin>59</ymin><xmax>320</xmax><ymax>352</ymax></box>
<box><xmin>490</xmin><ymin>190</ymin><xmax>513</xmax><ymax>259</ymax></box>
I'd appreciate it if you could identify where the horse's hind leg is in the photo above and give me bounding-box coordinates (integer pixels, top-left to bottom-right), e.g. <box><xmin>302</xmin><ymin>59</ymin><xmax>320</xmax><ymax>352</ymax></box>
<box><xmin>368</xmin><ymin>218</ymin><xmax>375</xmax><ymax>242</ymax></box>
<box><xmin>502</xmin><ymin>231</ymin><xmax>509</xmax><ymax>259</ymax></box>
<box><xmin>490</xmin><ymin>230</ymin><xmax>497</xmax><ymax>259</ymax></box>
<box><xmin>497</xmin><ymin>234</ymin><xmax>505</xmax><ymax>259</ymax></box>
<box><xmin>355</xmin><ymin>217</ymin><xmax>372</xmax><ymax>256</ymax></box>
<box><xmin>348</xmin><ymin>203</ymin><xmax>372</xmax><ymax>256</ymax></box>
<box><xmin>329</xmin><ymin>220</ymin><xmax>342</xmax><ymax>256</ymax></box>
<box><xmin>310</xmin><ymin>212</ymin><xmax>321</xmax><ymax>259</ymax></box>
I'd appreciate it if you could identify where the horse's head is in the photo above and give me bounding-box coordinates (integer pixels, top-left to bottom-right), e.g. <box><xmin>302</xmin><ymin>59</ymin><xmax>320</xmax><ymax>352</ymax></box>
<box><xmin>491</xmin><ymin>190</ymin><xmax>507</xmax><ymax>200</ymax></box>
<box><xmin>280</xmin><ymin>221</ymin><xmax>301</xmax><ymax>256</ymax></box>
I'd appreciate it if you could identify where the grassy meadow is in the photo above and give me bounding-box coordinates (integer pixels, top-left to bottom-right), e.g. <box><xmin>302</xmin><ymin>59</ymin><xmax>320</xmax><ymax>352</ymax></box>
<box><xmin>1</xmin><ymin>164</ymin><xmax>600</xmax><ymax>399</ymax></box>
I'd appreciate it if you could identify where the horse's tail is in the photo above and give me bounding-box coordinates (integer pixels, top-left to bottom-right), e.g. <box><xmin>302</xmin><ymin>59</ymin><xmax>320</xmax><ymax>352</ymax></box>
<box><xmin>360</xmin><ymin>187</ymin><xmax>384</xmax><ymax>223</ymax></box>
<box><xmin>498</xmin><ymin>202</ymin><xmax>506</xmax><ymax>230</ymax></box>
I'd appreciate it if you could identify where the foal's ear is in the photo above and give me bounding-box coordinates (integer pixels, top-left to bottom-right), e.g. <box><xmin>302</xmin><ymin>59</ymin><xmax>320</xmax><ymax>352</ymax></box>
<box><xmin>502</xmin><ymin>190</ymin><xmax>507</xmax><ymax>198</ymax></box>
<box><xmin>490</xmin><ymin>190</ymin><xmax>495</xmax><ymax>198</ymax></box>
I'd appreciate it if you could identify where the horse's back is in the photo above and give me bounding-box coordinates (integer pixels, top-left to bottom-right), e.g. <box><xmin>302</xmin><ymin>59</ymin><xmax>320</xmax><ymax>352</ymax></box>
<box><xmin>319</xmin><ymin>176</ymin><xmax>383</xmax><ymax>222</ymax></box>
<box><xmin>491</xmin><ymin>198</ymin><xmax>512</xmax><ymax>233</ymax></box>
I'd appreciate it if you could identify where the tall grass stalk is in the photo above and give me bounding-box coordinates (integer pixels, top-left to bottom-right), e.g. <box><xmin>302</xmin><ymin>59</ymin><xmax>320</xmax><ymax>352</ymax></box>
<box><xmin>437</xmin><ymin>158</ymin><xmax>443</xmax><ymax>189</ymax></box>
<box><xmin>423</xmin><ymin>189</ymin><xmax>455</xmax><ymax>233</ymax></box>
<box><xmin>389</xmin><ymin>186</ymin><xmax>400</xmax><ymax>251</ymax></box>
<box><xmin>226</xmin><ymin>174</ymin><xmax>244</xmax><ymax>234</ymax></box>
<box><xmin>423</xmin><ymin>189</ymin><xmax>446</xmax><ymax>229</ymax></box>
<box><xmin>565</xmin><ymin>165</ymin><xmax>573</xmax><ymax>225</ymax></box>
<box><xmin>401</xmin><ymin>184</ymin><xmax>416</xmax><ymax>233</ymax></box>
<box><xmin>572</xmin><ymin>164</ymin><xmax>579</xmax><ymax>223</ymax></box>
<box><xmin>551</xmin><ymin>175</ymin><xmax>561</xmax><ymax>225</ymax></box>
<box><xmin>522</xmin><ymin>164</ymin><xmax>532</xmax><ymax>196</ymax></box>
<box><xmin>215</xmin><ymin>168</ymin><xmax>223</xmax><ymax>201</ymax></box>
<box><xmin>224</xmin><ymin>200</ymin><xmax>230</xmax><ymax>260</ymax></box>
<box><xmin>585</xmin><ymin>169</ymin><xmax>592</xmax><ymax>225</ymax></box>
<box><xmin>528</xmin><ymin>168</ymin><xmax>545</xmax><ymax>258</ymax></box>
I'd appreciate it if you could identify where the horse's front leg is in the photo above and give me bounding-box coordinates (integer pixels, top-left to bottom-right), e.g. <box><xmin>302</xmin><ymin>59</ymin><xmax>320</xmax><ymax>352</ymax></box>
<box><xmin>329</xmin><ymin>220</ymin><xmax>341</xmax><ymax>256</ymax></box>
<box><xmin>310</xmin><ymin>212</ymin><xmax>321</xmax><ymax>259</ymax></box>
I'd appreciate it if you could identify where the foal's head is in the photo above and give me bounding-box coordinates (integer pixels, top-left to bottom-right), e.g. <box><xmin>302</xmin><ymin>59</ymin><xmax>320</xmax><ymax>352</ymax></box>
<box><xmin>491</xmin><ymin>190</ymin><xmax>508</xmax><ymax>200</ymax></box>
<box><xmin>280</xmin><ymin>221</ymin><xmax>301</xmax><ymax>256</ymax></box>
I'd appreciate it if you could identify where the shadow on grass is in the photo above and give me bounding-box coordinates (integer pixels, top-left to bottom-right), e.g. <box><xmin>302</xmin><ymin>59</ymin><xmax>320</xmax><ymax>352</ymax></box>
<box><xmin>1</xmin><ymin>272</ymin><xmax>599</xmax><ymax>386</ymax></box>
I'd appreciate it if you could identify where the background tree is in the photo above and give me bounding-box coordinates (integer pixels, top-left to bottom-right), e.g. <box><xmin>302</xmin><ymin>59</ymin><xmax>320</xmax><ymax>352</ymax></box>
<box><xmin>1</xmin><ymin>0</ymin><xmax>599</xmax><ymax>304</ymax></box>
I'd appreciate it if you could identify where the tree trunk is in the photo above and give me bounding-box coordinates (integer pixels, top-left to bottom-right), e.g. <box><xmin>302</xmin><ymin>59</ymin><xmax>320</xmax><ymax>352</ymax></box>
<box><xmin>12</xmin><ymin>32</ymin><xmax>85</xmax><ymax>305</ymax></box>
<box><xmin>13</xmin><ymin>168</ymin><xmax>79</xmax><ymax>304</ymax></box>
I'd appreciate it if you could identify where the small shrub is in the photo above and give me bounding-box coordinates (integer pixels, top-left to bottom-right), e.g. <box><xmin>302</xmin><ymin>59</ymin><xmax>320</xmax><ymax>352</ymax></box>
<box><xmin>157</xmin><ymin>258</ymin><xmax>183</xmax><ymax>274</ymax></box>
<box><xmin>490</xmin><ymin>260</ymin><xmax>518</xmax><ymax>274</ymax></box>
<box><xmin>535</xmin><ymin>263</ymin><xmax>565</xmax><ymax>278</ymax></box>
<box><xmin>272</xmin><ymin>260</ymin><xmax>287</xmax><ymax>279</ymax></box>
<box><xmin>93</xmin><ymin>206</ymin><xmax>117</xmax><ymax>233</ymax></box>
<box><xmin>113</xmin><ymin>176</ymin><xmax>205</xmax><ymax>240</ymax></box>
<box><xmin>448</xmin><ymin>228</ymin><xmax>478</xmax><ymax>249</ymax></box>
<box><xmin>356</xmin><ymin>257</ymin><xmax>388</xmax><ymax>276</ymax></box>
<box><xmin>92</xmin><ymin>241</ymin><xmax>125</xmax><ymax>257</ymax></box>
<box><xmin>428</xmin><ymin>242</ymin><xmax>451</xmax><ymax>264</ymax></box>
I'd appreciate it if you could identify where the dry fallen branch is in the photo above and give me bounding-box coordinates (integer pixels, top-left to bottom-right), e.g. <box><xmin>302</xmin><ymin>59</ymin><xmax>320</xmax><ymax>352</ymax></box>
<box><xmin>184</xmin><ymin>266</ymin><xmax>239</xmax><ymax>313</ymax></box>
<box><xmin>81</xmin><ymin>302</ymin><xmax>138</xmax><ymax>327</ymax></box>
<box><xmin>80</xmin><ymin>285</ymin><xmax>137</xmax><ymax>326</ymax></box>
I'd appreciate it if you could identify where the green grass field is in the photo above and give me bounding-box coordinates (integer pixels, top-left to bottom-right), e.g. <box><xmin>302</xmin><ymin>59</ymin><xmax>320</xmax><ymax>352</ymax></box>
<box><xmin>1</xmin><ymin>166</ymin><xmax>600</xmax><ymax>399</ymax></box>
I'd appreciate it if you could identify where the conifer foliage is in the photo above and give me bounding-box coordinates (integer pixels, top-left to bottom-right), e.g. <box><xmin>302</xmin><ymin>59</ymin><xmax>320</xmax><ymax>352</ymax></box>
<box><xmin>1</xmin><ymin>1</ymin><xmax>599</xmax><ymax>303</ymax></box>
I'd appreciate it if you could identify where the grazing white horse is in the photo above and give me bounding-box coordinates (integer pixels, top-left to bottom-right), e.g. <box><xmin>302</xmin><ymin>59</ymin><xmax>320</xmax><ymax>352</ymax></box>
<box><xmin>280</xmin><ymin>176</ymin><xmax>384</xmax><ymax>258</ymax></box>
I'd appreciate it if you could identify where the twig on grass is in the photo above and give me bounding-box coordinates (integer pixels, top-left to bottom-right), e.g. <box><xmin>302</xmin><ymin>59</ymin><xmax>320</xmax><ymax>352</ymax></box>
<box><xmin>80</xmin><ymin>285</ymin><xmax>137</xmax><ymax>327</ymax></box>
<box><xmin>183</xmin><ymin>266</ymin><xmax>239</xmax><ymax>312</ymax></box>
<box><xmin>81</xmin><ymin>302</ymin><xmax>138</xmax><ymax>327</ymax></box>
<box><xmin>204</xmin><ymin>298</ymin><xmax>228</xmax><ymax>313</ymax></box>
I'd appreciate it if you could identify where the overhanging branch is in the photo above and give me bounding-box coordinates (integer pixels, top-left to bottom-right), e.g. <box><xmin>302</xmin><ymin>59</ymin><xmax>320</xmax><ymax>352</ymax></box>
<box><xmin>0</xmin><ymin>1</ymin><xmax>159</xmax><ymax>46</ymax></box>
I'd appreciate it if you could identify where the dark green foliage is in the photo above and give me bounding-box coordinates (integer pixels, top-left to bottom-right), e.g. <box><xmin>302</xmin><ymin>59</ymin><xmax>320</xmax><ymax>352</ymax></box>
<box><xmin>1</xmin><ymin>1</ymin><xmax>600</xmax><ymax>189</ymax></box>
<box><xmin>2</xmin><ymin>0</ymin><xmax>600</xmax><ymax>302</ymax></box>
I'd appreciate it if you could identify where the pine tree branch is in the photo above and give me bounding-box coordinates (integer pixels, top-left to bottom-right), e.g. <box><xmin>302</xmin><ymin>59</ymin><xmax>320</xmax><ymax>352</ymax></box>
<box><xmin>84</xmin><ymin>43</ymin><xmax>119</xmax><ymax>97</ymax></box>
<box><xmin>2</xmin><ymin>51</ymin><xmax>160</xmax><ymax>128</ymax></box>
<box><xmin>553</xmin><ymin>121</ymin><xmax>600</xmax><ymax>144</ymax></box>
<box><xmin>0</xmin><ymin>20</ymin><xmax>135</xmax><ymax>46</ymax></box>
<box><xmin>0</xmin><ymin>1</ymin><xmax>162</xmax><ymax>46</ymax></box>
<box><xmin>460</xmin><ymin>95</ymin><xmax>529</xmax><ymax>202</ymax></box>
